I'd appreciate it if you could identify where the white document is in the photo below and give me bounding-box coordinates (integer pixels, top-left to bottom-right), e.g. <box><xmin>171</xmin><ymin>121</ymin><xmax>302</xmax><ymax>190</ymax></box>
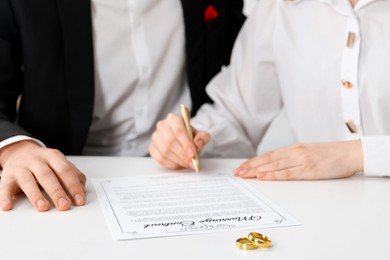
<box><xmin>93</xmin><ymin>172</ymin><xmax>300</xmax><ymax>240</ymax></box>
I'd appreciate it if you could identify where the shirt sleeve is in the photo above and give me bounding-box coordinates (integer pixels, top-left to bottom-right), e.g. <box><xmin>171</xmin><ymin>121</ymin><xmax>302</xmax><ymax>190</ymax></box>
<box><xmin>0</xmin><ymin>135</ymin><xmax>45</xmax><ymax>150</ymax></box>
<box><xmin>192</xmin><ymin>0</ymin><xmax>283</xmax><ymax>158</ymax></box>
<box><xmin>361</xmin><ymin>136</ymin><xmax>390</xmax><ymax>176</ymax></box>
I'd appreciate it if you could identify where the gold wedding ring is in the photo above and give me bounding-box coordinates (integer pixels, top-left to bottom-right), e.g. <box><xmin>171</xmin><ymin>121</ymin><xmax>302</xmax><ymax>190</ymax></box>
<box><xmin>248</xmin><ymin>232</ymin><xmax>272</xmax><ymax>248</ymax></box>
<box><xmin>236</xmin><ymin>232</ymin><xmax>272</xmax><ymax>250</ymax></box>
<box><xmin>236</xmin><ymin>237</ymin><xmax>259</xmax><ymax>250</ymax></box>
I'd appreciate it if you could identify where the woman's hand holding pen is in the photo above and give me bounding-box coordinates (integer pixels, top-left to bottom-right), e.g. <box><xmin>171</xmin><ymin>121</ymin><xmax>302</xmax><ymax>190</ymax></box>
<box><xmin>150</xmin><ymin>114</ymin><xmax>364</xmax><ymax>180</ymax></box>
<box><xmin>149</xmin><ymin>113</ymin><xmax>210</xmax><ymax>170</ymax></box>
<box><xmin>234</xmin><ymin>140</ymin><xmax>364</xmax><ymax>180</ymax></box>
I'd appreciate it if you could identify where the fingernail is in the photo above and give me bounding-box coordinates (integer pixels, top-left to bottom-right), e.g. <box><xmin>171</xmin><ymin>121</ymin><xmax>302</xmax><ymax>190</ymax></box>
<box><xmin>187</xmin><ymin>148</ymin><xmax>194</xmax><ymax>157</ymax></box>
<box><xmin>238</xmin><ymin>169</ymin><xmax>248</xmax><ymax>176</ymax></box>
<box><xmin>74</xmin><ymin>194</ymin><xmax>84</xmax><ymax>206</ymax></box>
<box><xmin>257</xmin><ymin>173</ymin><xmax>266</xmax><ymax>179</ymax></box>
<box><xmin>36</xmin><ymin>199</ymin><xmax>46</xmax><ymax>209</ymax></box>
<box><xmin>233</xmin><ymin>167</ymin><xmax>242</xmax><ymax>175</ymax></box>
<box><xmin>1</xmin><ymin>200</ymin><xmax>10</xmax><ymax>210</ymax></box>
<box><xmin>58</xmin><ymin>197</ymin><xmax>69</xmax><ymax>208</ymax></box>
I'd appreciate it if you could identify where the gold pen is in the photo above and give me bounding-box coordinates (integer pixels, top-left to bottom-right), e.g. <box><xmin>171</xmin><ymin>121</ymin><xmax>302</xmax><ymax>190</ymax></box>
<box><xmin>180</xmin><ymin>104</ymin><xmax>200</xmax><ymax>172</ymax></box>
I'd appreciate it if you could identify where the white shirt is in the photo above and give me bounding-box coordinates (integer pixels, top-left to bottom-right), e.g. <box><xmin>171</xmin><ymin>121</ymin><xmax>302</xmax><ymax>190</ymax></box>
<box><xmin>84</xmin><ymin>0</ymin><xmax>190</xmax><ymax>155</ymax></box>
<box><xmin>192</xmin><ymin>0</ymin><xmax>390</xmax><ymax>176</ymax></box>
<box><xmin>0</xmin><ymin>0</ymin><xmax>191</xmax><ymax>156</ymax></box>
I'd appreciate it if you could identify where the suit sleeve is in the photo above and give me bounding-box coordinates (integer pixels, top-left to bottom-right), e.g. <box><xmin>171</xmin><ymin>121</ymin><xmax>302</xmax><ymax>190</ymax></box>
<box><xmin>0</xmin><ymin>0</ymin><xmax>32</xmax><ymax>142</ymax></box>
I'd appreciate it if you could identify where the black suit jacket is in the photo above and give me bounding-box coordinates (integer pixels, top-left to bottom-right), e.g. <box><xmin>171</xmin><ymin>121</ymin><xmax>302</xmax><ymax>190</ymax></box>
<box><xmin>0</xmin><ymin>0</ymin><xmax>245</xmax><ymax>154</ymax></box>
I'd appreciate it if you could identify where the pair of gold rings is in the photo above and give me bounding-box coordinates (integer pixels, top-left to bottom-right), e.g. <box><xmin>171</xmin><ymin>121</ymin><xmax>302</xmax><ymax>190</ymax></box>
<box><xmin>236</xmin><ymin>232</ymin><xmax>272</xmax><ymax>250</ymax></box>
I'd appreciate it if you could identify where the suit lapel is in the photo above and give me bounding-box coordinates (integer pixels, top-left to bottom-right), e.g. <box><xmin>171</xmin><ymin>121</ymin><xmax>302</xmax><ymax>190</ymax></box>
<box><xmin>56</xmin><ymin>0</ymin><xmax>94</xmax><ymax>154</ymax></box>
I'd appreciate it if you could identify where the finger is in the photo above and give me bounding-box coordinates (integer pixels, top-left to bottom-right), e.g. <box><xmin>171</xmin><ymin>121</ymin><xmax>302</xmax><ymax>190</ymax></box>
<box><xmin>166</xmin><ymin>113</ymin><xmax>197</xmax><ymax>162</ymax></box>
<box><xmin>149</xmin><ymin>145</ymin><xmax>184</xmax><ymax>170</ymax></box>
<box><xmin>237</xmin><ymin>152</ymin><xmax>276</xmax><ymax>173</ymax></box>
<box><xmin>30</xmin><ymin>163</ymin><xmax>72</xmax><ymax>211</ymax></box>
<box><xmin>238</xmin><ymin>159</ymin><xmax>302</xmax><ymax>179</ymax></box>
<box><xmin>155</xmin><ymin>120</ymin><xmax>189</xmax><ymax>167</ymax></box>
<box><xmin>0</xmin><ymin>177</ymin><xmax>18</xmax><ymax>211</ymax></box>
<box><xmin>193</xmin><ymin>130</ymin><xmax>211</xmax><ymax>152</ymax></box>
<box><xmin>78</xmin><ymin>171</ymin><xmax>87</xmax><ymax>186</ymax></box>
<box><xmin>255</xmin><ymin>166</ymin><xmax>305</xmax><ymax>181</ymax></box>
<box><xmin>46</xmin><ymin>152</ymin><xmax>86</xmax><ymax>207</ymax></box>
<box><xmin>237</xmin><ymin>147</ymin><xmax>292</xmax><ymax>173</ymax></box>
<box><xmin>16</xmin><ymin>170</ymin><xmax>51</xmax><ymax>211</ymax></box>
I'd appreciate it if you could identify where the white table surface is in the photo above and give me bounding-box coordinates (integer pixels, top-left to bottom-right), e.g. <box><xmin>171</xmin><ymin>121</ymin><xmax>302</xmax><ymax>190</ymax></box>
<box><xmin>1</xmin><ymin>156</ymin><xmax>389</xmax><ymax>260</ymax></box>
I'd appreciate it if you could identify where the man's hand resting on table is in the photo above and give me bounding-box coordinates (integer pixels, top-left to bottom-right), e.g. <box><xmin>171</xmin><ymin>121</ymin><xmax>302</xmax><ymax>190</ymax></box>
<box><xmin>0</xmin><ymin>140</ymin><xmax>86</xmax><ymax>211</ymax></box>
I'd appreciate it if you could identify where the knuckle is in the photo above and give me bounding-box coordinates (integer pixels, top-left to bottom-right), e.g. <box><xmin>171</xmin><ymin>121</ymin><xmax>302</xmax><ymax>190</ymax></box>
<box><xmin>27</xmin><ymin>191</ymin><xmax>43</xmax><ymax>201</ymax></box>
<box><xmin>45</xmin><ymin>148</ymin><xmax>63</xmax><ymax>158</ymax></box>
<box><xmin>79</xmin><ymin>172</ymin><xmax>87</xmax><ymax>182</ymax></box>
<box><xmin>292</xmin><ymin>143</ymin><xmax>307</xmax><ymax>153</ymax></box>
<box><xmin>35</xmin><ymin>168</ymin><xmax>55</xmax><ymax>179</ymax></box>
<box><xmin>0</xmin><ymin>169</ymin><xmax>15</xmax><ymax>182</ymax></box>
<box><xmin>262</xmin><ymin>151</ymin><xmax>273</xmax><ymax>162</ymax></box>
<box><xmin>21</xmin><ymin>156</ymin><xmax>41</xmax><ymax>168</ymax></box>
<box><xmin>17</xmin><ymin>173</ymin><xmax>33</xmax><ymax>185</ymax></box>
<box><xmin>67</xmin><ymin>184</ymin><xmax>85</xmax><ymax>196</ymax></box>
<box><xmin>167</xmin><ymin>113</ymin><xmax>178</xmax><ymax>122</ymax></box>
<box><xmin>0</xmin><ymin>179</ymin><xmax>18</xmax><ymax>196</ymax></box>
<box><xmin>156</xmin><ymin>120</ymin><xmax>165</xmax><ymax>130</ymax></box>
<box><xmin>46</xmin><ymin>148</ymin><xmax>60</xmax><ymax>156</ymax></box>
<box><xmin>291</xmin><ymin>143</ymin><xmax>303</xmax><ymax>149</ymax></box>
<box><xmin>49</xmin><ymin>187</ymin><xmax>66</xmax><ymax>199</ymax></box>
<box><xmin>18</xmin><ymin>182</ymin><xmax>43</xmax><ymax>200</ymax></box>
<box><xmin>56</xmin><ymin>162</ymin><xmax>75</xmax><ymax>174</ymax></box>
<box><xmin>173</xmin><ymin>126</ymin><xmax>185</xmax><ymax>137</ymax></box>
<box><xmin>75</xmin><ymin>172</ymin><xmax>87</xmax><ymax>186</ymax></box>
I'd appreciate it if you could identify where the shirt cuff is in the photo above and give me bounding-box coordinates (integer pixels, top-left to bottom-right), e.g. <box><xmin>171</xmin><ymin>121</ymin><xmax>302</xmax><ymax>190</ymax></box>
<box><xmin>0</xmin><ymin>135</ymin><xmax>46</xmax><ymax>150</ymax></box>
<box><xmin>361</xmin><ymin>136</ymin><xmax>390</xmax><ymax>177</ymax></box>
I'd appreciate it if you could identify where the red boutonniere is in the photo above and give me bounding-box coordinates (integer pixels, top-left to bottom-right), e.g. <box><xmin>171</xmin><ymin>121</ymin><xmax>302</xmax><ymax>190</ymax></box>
<box><xmin>204</xmin><ymin>5</ymin><xmax>219</xmax><ymax>23</ymax></box>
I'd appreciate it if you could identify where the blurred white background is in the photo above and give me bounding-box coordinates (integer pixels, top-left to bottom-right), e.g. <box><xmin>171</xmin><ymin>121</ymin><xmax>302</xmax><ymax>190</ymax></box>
<box><xmin>242</xmin><ymin>0</ymin><xmax>295</xmax><ymax>154</ymax></box>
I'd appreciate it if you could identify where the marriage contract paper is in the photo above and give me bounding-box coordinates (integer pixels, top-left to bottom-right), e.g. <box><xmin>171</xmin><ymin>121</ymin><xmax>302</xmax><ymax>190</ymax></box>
<box><xmin>93</xmin><ymin>172</ymin><xmax>300</xmax><ymax>240</ymax></box>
